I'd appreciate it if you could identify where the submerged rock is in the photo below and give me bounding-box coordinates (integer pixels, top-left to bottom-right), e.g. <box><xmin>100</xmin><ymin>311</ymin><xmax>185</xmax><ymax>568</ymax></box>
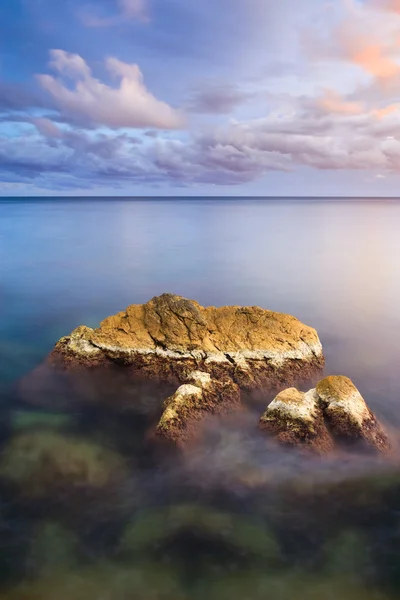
<box><xmin>0</xmin><ymin>431</ymin><xmax>128</xmax><ymax>513</ymax></box>
<box><xmin>48</xmin><ymin>293</ymin><xmax>324</xmax><ymax>393</ymax></box>
<box><xmin>119</xmin><ymin>504</ymin><xmax>280</xmax><ymax>566</ymax></box>
<box><xmin>259</xmin><ymin>388</ymin><xmax>333</xmax><ymax>454</ymax></box>
<box><xmin>26</xmin><ymin>521</ymin><xmax>79</xmax><ymax>577</ymax></box>
<box><xmin>11</xmin><ymin>410</ymin><xmax>73</xmax><ymax>433</ymax></box>
<box><xmin>259</xmin><ymin>376</ymin><xmax>391</xmax><ymax>455</ymax></box>
<box><xmin>2</xmin><ymin>563</ymin><xmax>186</xmax><ymax>600</ymax></box>
<box><xmin>156</xmin><ymin>371</ymin><xmax>241</xmax><ymax>447</ymax></box>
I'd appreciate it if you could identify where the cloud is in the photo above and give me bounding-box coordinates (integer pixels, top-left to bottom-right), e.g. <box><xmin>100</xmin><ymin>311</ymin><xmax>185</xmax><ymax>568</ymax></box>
<box><xmin>187</xmin><ymin>83</ymin><xmax>255</xmax><ymax>114</ymax></box>
<box><xmin>119</xmin><ymin>0</ymin><xmax>148</xmax><ymax>19</ymax></box>
<box><xmin>4</xmin><ymin>0</ymin><xmax>400</xmax><ymax>193</ymax></box>
<box><xmin>148</xmin><ymin>96</ymin><xmax>400</xmax><ymax>184</ymax></box>
<box><xmin>369</xmin><ymin>0</ymin><xmax>400</xmax><ymax>13</ymax></box>
<box><xmin>0</xmin><ymin>82</ymin><xmax>50</xmax><ymax>112</ymax></box>
<box><xmin>304</xmin><ymin>0</ymin><xmax>400</xmax><ymax>82</ymax></box>
<box><xmin>343</xmin><ymin>39</ymin><xmax>400</xmax><ymax>79</ymax></box>
<box><xmin>4</xmin><ymin>90</ymin><xmax>400</xmax><ymax>192</ymax></box>
<box><xmin>37</xmin><ymin>50</ymin><xmax>184</xmax><ymax>130</ymax></box>
<box><xmin>32</xmin><ymin>117</ymin><xmax>63</xmax><ymax>138</ymax></box>
<box><xmin>79</xmin><ymin>0</ymin><xmax>149</xmax><ymax>27</ymax></box>
<box><xmin>315</xmin><ymin>90</ymin><xmax>364</xmax><ymax>116</ymax></box>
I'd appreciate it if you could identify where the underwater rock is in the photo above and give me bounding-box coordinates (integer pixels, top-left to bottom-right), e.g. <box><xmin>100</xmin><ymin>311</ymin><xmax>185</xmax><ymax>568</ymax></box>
<box><xmin>316</xmin><ymin>376</ymin><xmax>392</xmax><ymax>455</ymax></box>
<box><xmin>26</xmin><ymin>521</ymin><xmax>79</xmax><ymax>577</ymax></box>
<box><xmin>47</xmin><ymin>293</ymin><xmax>324</xmax><ymax>393</ymax></box>
<box><xmin>156</xmin><ymin>371</ymin><xmax>241</xmax><ymax>447</ymax></box>
<box><xmin>260</xmin><ymin>376</ymin><xmax>391</xmax><ymax>455</ymax></box>
<box><xmin>259</xmin><ymin>387</ymin><xmax>334</xmax><ymax>454</ymax></box>
<box><xmin>0</xmin><ymin>431</ymin><xmax>128</xmax><ymax>513</ymax></box>
<box><xmin>11</xmin><ymin>410</ymin><xmax>73</xmax><ymax>433</ymax></box>
<box><xmin>119</xmin><ymin>504</ymin><xmax>280</xmax><ymax>566</ymax></box>
<box><xmin>2</xmin><ymin>563</ymin><xmax>186</xmax><ymax>600</ymax></box>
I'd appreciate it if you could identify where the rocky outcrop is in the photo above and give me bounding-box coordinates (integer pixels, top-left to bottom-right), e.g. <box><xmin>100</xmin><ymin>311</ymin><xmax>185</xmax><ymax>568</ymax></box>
<box><xmin>316</xmin><ymin>376</ymin><xmax>392</xmax><ymax>455</ymax></box>
<box><xmin>259</xmin><ymin>387</ymin><xmax>334</xmax><ymax>454</ymax></box>
<box><xmin>156</xmin><ymin>371</ymin><xmax>241</xmax><ymax>447</ymax></box>
<box><xmin>259</xmin><ymin>376</ymin><xmax>392</xmax><ymax>455</ymax></box>
<box><xmin>48</xmin><ymin>293</ymin><xmax>324</xmax><ymax>393</ymax></box>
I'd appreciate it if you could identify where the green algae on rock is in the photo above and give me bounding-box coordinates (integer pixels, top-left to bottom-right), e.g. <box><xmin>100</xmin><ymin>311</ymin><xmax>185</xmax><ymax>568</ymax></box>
<box><xmin>156</xmin><ymin>371</ymin><xmax>241</xmax><ymax>447</ymax></box>
<box><xmin>49</xmin><ymin>293</ymin><xmax>324</xmax><ymax>393</ymax></box>
<box><xmin>0</xmin><ymin>563</ymin><xmax>186</xmax><ymax>600</ymax></box>
<box><xmin>260</xmin><ymin>376</ymin><xmax>392</xmax><ymax>455</ymax></box>
<box><xmin>26</xmin><ymin>521</ymin><xmax>79</xmax><ymax>577</ymax></box>
<box><xmin>11</xmin><ymin>410</ymin><xmax>74</xmax><ymax>433</ymax></box>
<box><xmin>0</xmin><ymin>431</ymin><xmax>128</xmax><ymax>508</ymax></box>
<box><xmin>119</xmin><ymin>504</ymin><xmax>280</xmax><ymax>565</ymax></box>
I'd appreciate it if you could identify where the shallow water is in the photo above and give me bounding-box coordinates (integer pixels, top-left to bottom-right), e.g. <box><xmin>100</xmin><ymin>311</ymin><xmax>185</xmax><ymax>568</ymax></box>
<box><xmin>1</xmin><ymin>197</ymin><xmax>400</xmax><ymax>599</ymax></box>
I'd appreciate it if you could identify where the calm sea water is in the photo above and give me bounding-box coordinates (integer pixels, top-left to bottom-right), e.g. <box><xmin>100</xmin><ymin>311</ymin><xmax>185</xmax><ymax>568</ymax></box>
<box><xmin>2</xmin><ymin>197</ymin><xmax>400</xmax><ymax>418</ymax></box>
<box><xmin>1</xmin><ymin>197</ymin><xmax>400</xmax><ymax>599</ymax></box>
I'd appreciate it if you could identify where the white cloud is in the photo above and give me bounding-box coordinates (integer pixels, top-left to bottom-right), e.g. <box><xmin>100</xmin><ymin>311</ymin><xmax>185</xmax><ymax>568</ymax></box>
<box><xmin>79</xmin><ymin>0</ymin><xmax>149</xmax><ymax>27</ymax></box>
<box><xmin>37</xmin><ymin>50</ymin><xmax>185</xmax><ymax>130</ymax></box>
<box><xmin>119</xmin><ymin>0</ymin><xmax>148</xmax><ymax>20</ymax></box>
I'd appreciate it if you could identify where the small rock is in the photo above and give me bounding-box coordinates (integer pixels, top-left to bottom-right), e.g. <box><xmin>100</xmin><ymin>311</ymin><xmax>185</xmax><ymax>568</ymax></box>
<box><xmin>156</xmin><ymin>371</ymin><xmax>241</xmax><ymax>447</ymax></box>
<box><xmin>259</xmin><ymin>387</ymin><xmax>334</xmax><ymax>454</ymax></box>
<box><xmin>259</xmin><ymin>376</ymin><xmax>392</xmax><ymax>456</ymax></box>
<box><xmin>316</xmin><ymin>376</ymin><xmax>392</xmax><ymax>455</ymax></box>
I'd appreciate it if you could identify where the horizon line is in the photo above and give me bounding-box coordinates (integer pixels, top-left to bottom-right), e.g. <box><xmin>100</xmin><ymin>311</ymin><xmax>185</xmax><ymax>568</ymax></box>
<box><xmin>2</xmin><ymin>195</ymin><xmax>400</xmax><ymax>200</ymax></box>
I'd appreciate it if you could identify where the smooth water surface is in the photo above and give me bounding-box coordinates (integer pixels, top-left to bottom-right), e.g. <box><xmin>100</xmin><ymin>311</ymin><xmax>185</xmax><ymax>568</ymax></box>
<box><xmin>2</xmin><ymin>197</ymin><xmax>400</xmax><ymax>419</ymax></box>
<box><xmin>1</xmin><ymin>197</ymin><xmax>400</xmax><ymax>600</ymax></box>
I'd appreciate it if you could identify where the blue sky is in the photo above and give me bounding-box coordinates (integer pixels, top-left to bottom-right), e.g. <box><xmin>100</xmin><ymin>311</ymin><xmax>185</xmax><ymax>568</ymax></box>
<box><xmin>1</xmin><ymin>0</ymin><xmax>400</xmax><ymax>196</ymax></box>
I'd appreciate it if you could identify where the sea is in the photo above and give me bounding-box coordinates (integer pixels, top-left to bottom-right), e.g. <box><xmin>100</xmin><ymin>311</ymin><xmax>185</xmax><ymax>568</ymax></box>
<box><xmin>1</xmin><ymin>196</ymin><xmax>400</xmax><ymax>599</ymax></box>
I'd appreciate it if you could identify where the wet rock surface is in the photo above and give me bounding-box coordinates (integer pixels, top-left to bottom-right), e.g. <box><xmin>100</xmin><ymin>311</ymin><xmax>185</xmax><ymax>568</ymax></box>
<box><xmin>316</xmin><ymin>376</ymin><xmax>392</xmax><ymax>455</ymax></box>
<box><xmin>259</xmin><ymin>387</ymin><xmax>334</xmax><ymax>454</ymax></box>
<box><xmin>260</xmin><ymin>376</ymin><xmax>392</xmax><ymax>455</ymax></box>
<box><xmin>48</xmin><ymin>293</ymin><xmax>324</xmax><ymax>393</ymax></box>
<box><xmin>156</xmin><ymin>371</ymin><xmax>241</xmax><ymax>447</ymax></box>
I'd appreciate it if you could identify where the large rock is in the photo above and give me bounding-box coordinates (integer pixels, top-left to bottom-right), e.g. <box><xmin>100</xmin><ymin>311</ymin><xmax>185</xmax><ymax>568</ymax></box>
<box><xmin>316</xmin><ymin>376</ymin><xmax>392</xmax><ymax>455</ymax></box>
<box><xmin>156</xmin><ymin>371</ymin><xmax>241</xmax><ymax>447</ymax></box>
<box><xmin>48</xmin><ymin>293</ymin><xmax>324</xmax><ymax>393</ymax></box>
<box><xmin>259</xmin><ymin>387</ymin><xmax>334</xmax><ymax>454</ymax></box>
<box><xmin>259</xmin><ymin>376</ymin><xmax>392</xmax><ymax>455</ymax></box>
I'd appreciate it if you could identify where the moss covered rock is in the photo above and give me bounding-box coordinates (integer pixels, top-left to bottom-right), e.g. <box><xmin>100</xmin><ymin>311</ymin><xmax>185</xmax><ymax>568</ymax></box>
<box><xmin>25</xmin><ymin>521</ymin><xmax>79</xmax><ymax>577</ymax></box>
<box><xmin>0</xmin><ymin>563</ymin><xmax>186</xmax><ymax>600</ymax></box>
<box><xmin>11</xmin><ymin>411</ymin><xmax>73</xmax><ymax>433</ymax></box>
<box><xmin>0</xmin><ymin>431</ymin><xmax>128</xmax><ymax>512</ymax></box>
<box><xmin>119</xmin><ymin>504</ymin><xmax>280</xmax><ymax>567</ymax></box>
<box><xmin>194</xmin><ymin>571</ymin><xmax>391</xmax><ymax>600</ymax></box>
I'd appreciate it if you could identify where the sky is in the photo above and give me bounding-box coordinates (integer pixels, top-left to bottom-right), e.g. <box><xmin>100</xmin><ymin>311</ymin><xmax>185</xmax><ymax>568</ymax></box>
<box><xmin>1</xmin><ymin>0</ymin><xmax>400</xmax><ymax>196</ymax></box>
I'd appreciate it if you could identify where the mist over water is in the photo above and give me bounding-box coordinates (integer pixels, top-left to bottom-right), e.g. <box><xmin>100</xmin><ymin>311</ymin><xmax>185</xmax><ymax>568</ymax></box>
<box><xmin>1</xmin><ymin>197</ymin><xmax>400</xmax><ymax>599</ymax></box>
